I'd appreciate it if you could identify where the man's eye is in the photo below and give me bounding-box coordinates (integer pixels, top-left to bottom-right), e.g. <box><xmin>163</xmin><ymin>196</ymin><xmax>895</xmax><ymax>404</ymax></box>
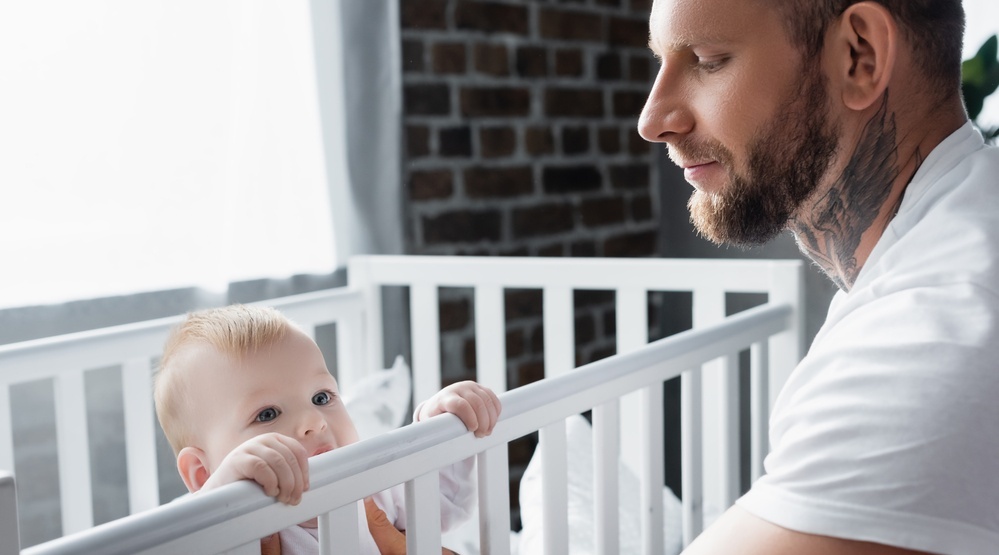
<box><xmin>695</xmin><ymin>57</ymin><xmax>728</xmax><ymax>72</ymax></box>
<box><xmin>312</xmin><ymin>391</ymin><xmax>332</xmax><ymax>406</ymax></box>
<box><xmin>255</xmin><ymin>408</ymin><xmax>279</xmax><ymax>422</ymax></box>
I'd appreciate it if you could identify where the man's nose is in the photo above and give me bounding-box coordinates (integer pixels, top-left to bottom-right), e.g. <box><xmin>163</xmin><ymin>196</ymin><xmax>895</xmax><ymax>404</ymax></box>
<box><xmin>637</xmin><ymin>62</ymin><xmax>692</xmax><ymax>143</ymax></box>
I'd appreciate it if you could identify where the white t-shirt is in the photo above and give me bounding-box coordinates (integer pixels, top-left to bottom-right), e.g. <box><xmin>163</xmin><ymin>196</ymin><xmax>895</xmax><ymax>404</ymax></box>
<box><xmin>738</xmin><ymin>122</ymin><xmax>999</xmax><ymax>554</ymax></box>
<box><xmin>279</xmin><ymin>458</ymin><xmax>475</xmax><ymax>554</ymax></box>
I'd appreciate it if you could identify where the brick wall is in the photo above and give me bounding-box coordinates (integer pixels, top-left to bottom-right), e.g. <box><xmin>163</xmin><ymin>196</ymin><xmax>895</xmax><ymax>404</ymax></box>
<box><xmin>398</xmin><ymin>0</ymin><xmax>659</xmax><ymax>527</ymax></box>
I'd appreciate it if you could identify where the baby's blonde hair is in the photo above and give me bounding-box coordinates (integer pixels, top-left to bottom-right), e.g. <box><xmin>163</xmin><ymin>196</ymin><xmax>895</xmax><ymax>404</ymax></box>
<box><xmin>155</xmin><ymin>305</ymin><xmax>297</xmax><ymax>455</ymax></box>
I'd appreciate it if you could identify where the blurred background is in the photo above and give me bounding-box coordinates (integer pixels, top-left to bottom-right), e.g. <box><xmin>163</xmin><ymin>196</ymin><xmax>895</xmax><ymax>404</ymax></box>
<box><xmin>1</xmin><ymin>0</ymin><xmax>996</xmax><ymax>547</ymax></box>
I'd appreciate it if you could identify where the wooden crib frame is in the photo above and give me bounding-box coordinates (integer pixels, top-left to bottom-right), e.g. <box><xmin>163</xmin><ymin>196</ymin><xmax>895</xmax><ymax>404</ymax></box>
<box><xmin>0</xmin><ymin>255</ymin><xmax>804</xmax><ymax>555</ymax></box>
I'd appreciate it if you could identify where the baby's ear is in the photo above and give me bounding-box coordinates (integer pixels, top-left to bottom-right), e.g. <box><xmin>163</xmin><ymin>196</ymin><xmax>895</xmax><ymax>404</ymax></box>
<box><xmin>177</xmin><ymin>446</ymin><xmax>211</xmax><ymax>493</ymax></box>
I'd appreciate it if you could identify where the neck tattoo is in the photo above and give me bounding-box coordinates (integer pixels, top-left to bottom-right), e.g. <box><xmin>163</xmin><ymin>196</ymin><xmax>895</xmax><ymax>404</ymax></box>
<box><xmin>791</xmin><ymin>92</ymin><xmax>902</xmax><ymax>291</ymax></box>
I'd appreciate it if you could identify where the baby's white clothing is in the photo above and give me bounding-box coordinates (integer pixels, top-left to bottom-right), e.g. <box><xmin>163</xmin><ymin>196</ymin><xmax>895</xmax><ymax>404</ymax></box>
<box><xmin>278</xmin><ymin>458</ymin><xmax>474</xmax><ymax>554</ymax></box>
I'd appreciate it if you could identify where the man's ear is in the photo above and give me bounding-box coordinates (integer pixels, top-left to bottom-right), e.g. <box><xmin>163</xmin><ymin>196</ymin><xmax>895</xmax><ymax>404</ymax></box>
<box><xmin>829</xmin><ymin>1</ymin><xmax>898</xmax><ymax>111</ymax></box>
<box><xmin>177</xmin><ymin>446</ymin><xmax>211</xmax><ymax>493</ymax></box>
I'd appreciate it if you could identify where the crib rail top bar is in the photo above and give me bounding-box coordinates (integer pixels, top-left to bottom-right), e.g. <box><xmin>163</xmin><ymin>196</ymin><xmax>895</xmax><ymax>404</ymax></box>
<box><xmin>351</xmin><ymin>255</ymin><xmax>803</xmax><ymax>292</ymax></box>
<box><xmin>23</xmin><ymin>301</ymin><xmax>792</xmax><ymax>555</ymax></box>
<box><xmin>0</xmin><ymin>287</ymin><xmax>365</xmax><ymax>385</ymax></box>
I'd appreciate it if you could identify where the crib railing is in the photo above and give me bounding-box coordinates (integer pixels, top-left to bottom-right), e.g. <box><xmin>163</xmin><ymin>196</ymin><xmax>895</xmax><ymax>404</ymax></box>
<box><xmin>0</xmin><ymin>255</ymin><xmax>804</xmax><ymax>552</ymax></box>
<box><xmin>0</xmin><ymin>287</ymin><xmax>371</xmax><ymax>538</ymax></box>
<box><xmin>12</xmin><ymin>301</ymin><xmax>794</xmax><ymax>555</ymax></box>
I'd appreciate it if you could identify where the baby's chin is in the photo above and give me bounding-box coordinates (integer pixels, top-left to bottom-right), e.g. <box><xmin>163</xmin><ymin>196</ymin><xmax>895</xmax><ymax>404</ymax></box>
<box><xmin>299</xmin><ymin>516</ymin><xmax>319</xmax><ymax>528</ymax></box>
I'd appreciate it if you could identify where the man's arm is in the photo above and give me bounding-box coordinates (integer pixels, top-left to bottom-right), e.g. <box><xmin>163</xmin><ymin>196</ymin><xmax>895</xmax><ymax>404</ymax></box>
<box><xmin>684</xmin><ymin>506</ymin><xmax>934</xmax><ymax>555</ymax></box>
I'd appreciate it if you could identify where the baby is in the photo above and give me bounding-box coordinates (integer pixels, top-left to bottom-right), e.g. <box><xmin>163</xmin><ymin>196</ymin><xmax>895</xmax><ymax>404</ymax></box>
<box><xmin>154</xmin><ymin>304</ymin><xmax>501</xmax><ymax>554</ymax></box>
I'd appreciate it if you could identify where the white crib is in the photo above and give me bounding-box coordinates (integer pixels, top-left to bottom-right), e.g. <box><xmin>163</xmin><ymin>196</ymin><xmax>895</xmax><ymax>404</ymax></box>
<box><xmin>0</xmin><ymin>255</ymin><xmax>804</xmax><ymax>555</ymax></box>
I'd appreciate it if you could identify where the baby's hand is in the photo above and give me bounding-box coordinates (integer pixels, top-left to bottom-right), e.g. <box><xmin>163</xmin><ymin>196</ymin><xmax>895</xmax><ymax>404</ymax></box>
<box><xmin>414</xmin><ymin>381</ymin><xmax>501</xmax><ymax>438</ymax></box>
<box><xmin>201</xmin><ymin>432</ymin><xmax>310</xmax><ymax>505</ymax></box>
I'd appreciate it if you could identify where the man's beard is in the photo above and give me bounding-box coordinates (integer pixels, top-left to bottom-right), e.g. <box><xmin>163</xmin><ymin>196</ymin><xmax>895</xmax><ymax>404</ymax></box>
<box><xmin>679</xmin><ymin>67</ymin><xmax>840</xmax><ymax>247</ymax></box>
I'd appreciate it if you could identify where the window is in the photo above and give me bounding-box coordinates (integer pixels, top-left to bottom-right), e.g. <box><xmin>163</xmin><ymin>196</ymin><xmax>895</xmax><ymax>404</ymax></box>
<box><xmin>965</xmin><ymin>0</ymin><xmax>999</xmax><ymax>127</ymax></box>
<box><xmin>0</xmin><ymin>2</ymin><xmax>342</xmax><ymax>309</ymax></box>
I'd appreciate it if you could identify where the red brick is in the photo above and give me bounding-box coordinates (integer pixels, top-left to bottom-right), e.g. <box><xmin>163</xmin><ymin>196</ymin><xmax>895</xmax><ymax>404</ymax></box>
<box><xmin>406</xmin><ymin>125</ymin><xmax>430</xmax><ymax>158</ymax></box>
<box><xmin>456</xmin><ymin>1</ymin><xmax>530</xmax><ymax>35</ymax></box>
<box><xmin>539</xmin><ymin>8</ymin><xmax>603</xmax><ymax>41</ymax></box>
<box><xmin>423</xmin><ymin>210</ymin><xmax>502</xmax><ymax>244</ymax></box>
<box><xmin>401</xmin><ymin>0</ymin><xmax>447</xmax><ymax>29</ymax></box>
<box><xmin>505</xmin><ymin>289</ymin><xmax>543</xmax><ymax>321</ymax></box>
<box><xmin>611</xmin><ymin>163</ymin><xmax>650</xmax><ymax>189</ymax></box>
<box><xmin>474</xmin><ymin>43</ymin><xmax>510</xmax><ymax>76</ymax></box>
<box><xmin>630</xmin><ymin>54</ymin><xmax>653</xmax><ymax>82</ymax></box>
<box><xmin>555</xmin><ymin>48</ymin><xmax>584</xmax><ymax>77</ymax></box>
<box><xmin>631</xmin><ymin>195</ymin><xmax>653</xmax><ymax>221</ymax></box>
<box><xmin>581</xmin><ymin>196</ymin><xmax>626</xmax><ymax>227</ymax></box>
<box><xmin>409</xmin><ymin>169</ymin><xmax>453</xmax><ymax>200</ymax></box>
<box><xmin>542</xmin><ymin>165</ymin><xmax>602</xmax><ymax>194</ymax></box>
<box><xmin>404</xmin><ymin>84</ymin><xmax>451</xmax><ymax>115</ymax></box>
<box><xmin>598</xmin><ymin>127</ymin><xmax>621</xmax><ymax>154</ymax></box>
<box><xmin>561</xmin><ymin>126</ymin><xmax>590</xmax><ymax>155</ymax></box>
<box><xmin>464</xmin><ymin>166</ymin><xmax>533</xmax><ymax>198</ymax></box>
<box><xmin>480</xmin><ymin>127</ymin><xmax>517</xmax><ymax>158</ymax></box>
<box><xmin>608</xmin><ymin>16</ymin><xmax>648</xmax><ymax>48</ymax></box>
<box><xmin>525</xmin><ymin>127</ymin><xmax>555</xmax><ymax>155</ymax></box>
<box><xmin>597</xmin><ymin>52</ymin><xmax>623</xmax><ymax>80</ymax></box>
<box><xmin>613</xmin><ymin>90</ymin><xmax>648</xmax><ymax>117</ymax></box>
<box><xmin>516</xmin><ymin>46</ymin><xmax>548</xmax><ymax>77</ymax></box>
<box><xmin>402</xmin><ymin>39</ymin><xmax>425</xmax><ymax>73</ymax></box>
<box><xmin>512</xmin><ymin>203</ymin><xmax>575</xmax><ymax>238</ymax></box>
<box><xmin>461</xmin><ymin>87</ymin><xmax>531</xmax><ymax>117</ymax></box>
<box><xmin>536</xmin><ymin>243</ymin><xmax>564</xmax><ymax>257</ymax></box>
<box><xmin>545</xmin><ymin>88</ymin><xmax>603</xmax><ymax>117</ymax></box>
<box><xmin>603</xmin><ymin>230</ymin><xmax>657</xmax><ymax>257</ymax></box>
<box><xmin>432</xmin><ymin>42</ymin><xmax>467</xmax><ymax>74</ymax></box>
<box><xmin>440</xmin><ymin>298</ymin><xmax>471</xmax><ymax>331</ymax></box>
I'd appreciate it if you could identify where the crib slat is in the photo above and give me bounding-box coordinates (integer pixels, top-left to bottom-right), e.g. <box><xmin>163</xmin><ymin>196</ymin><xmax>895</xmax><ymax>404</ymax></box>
<box><xmin>680</xmin><ymin>369</ymin><xmax>704</xmax><ymax>546</ymax></box>
<box><xmin>540</xmin><ymin>420</ymin><xmax>569</xmax><ymax>555</ymax></box>
<box><xmin>0</xmin><ymin>471</ymin><xmax>19</xmax><ymax>555</ymax></box>
<box><xmin>750</xmin><ymin>341</ymin><xmax>770</xmax><ymax>482</ymax></box>
<box><xmin>0</xmin><ymin>386</ymin><xmax>13</xmax><ymax>475</ymax></box>
<box><xmin>715</xmin><ymin>352</ymin><xmax>739</xmax><ymax>507</ymax></box>
<box><xmin>410</xmin><ymin>284</ymin><xmax>442</xmax><ymax>406</ymax></box>
<box><xmin>542</xmin><ymin>286</ymin><xmax>574</xmax><ymax>378</ymax></box>
<box><xmin>405</xmin><ymin>472</ymin><xmax>442</xmax><ymax>555</ymax></box>
<box><xmin>477</xmin><ymin>445</ymin><xmax>511</xmax><ymax>555</ymax></box>
<box><xmin>474</xmin><ymin>285</ymin><xmax>507</xmax><ymax>393</ymax></box>
<box><xmin>640</xmin><ymin>384</ymin><xmax>665</xmax><ymax>555</ymax></box>
<box><xmin>319</xmin><ymin>503</ymin><xmax>359</xmax><ymax>555</ymax></box>
<box><xmin>55</xmin><ymin>370</ymin><xmax>94</xmax><ymax>534</ymax></box>
<box><xmin>616</xmin><ymin>287</ymin><xmax>647</xmax><ymax>480</ymax></box>
<box><xmin>593</xmin><ymin>402</ymin><xmax>619</xmax><ymax>555</ymax></box>
<box><xmin>122</xmin><ymin>358</ymin><xmax>160</xmax><ymax>513</ymax></box>
<box><xmin>335</xmin><ymin>313</ymin><xmax>363</xmax><ymax>393</ymax></box>
<box><xmin>693</xmin><ymin>290</ymin><xmax>739</xmax><ymax>522</ymax></box>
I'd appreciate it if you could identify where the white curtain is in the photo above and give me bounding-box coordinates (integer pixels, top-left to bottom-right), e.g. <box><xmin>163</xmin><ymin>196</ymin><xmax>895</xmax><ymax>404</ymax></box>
<box><xmin>0</xmin><ymin>1</ymin><xmax>346</xmax><ymax>309</ymax></box>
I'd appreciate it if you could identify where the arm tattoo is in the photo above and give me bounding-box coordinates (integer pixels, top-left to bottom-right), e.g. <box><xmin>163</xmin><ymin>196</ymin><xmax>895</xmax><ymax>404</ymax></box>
<box><xmin>793</xmin><ymin>92</ymin><xmax>901</xmax><ymax>290</ymax></box>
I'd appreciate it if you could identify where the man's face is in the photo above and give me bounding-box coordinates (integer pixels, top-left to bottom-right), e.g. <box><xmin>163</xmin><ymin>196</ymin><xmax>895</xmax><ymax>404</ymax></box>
<box><xmin>188</xmin><ymin>328</ymin><xmax>360</xmax><ymax>473</ymax></box>
<box><xmin>638</xmin><ymin>0</ymin><xmax>840</xmax><ymax>246</ymax></box>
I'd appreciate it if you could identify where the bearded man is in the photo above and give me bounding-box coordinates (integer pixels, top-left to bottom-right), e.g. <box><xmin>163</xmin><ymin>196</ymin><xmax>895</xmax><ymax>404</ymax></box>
<box><xmin>639</xmin><ymin>0</ymin><xmax>999</xmax><ymax>553</ymax></box>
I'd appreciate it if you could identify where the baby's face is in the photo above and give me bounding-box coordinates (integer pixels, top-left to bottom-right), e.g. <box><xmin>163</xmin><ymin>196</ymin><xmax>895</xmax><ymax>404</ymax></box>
<box><xmin>189</xmin><ymin>327</ymin><xmax>359</xmax><ymax>472</ymax></box>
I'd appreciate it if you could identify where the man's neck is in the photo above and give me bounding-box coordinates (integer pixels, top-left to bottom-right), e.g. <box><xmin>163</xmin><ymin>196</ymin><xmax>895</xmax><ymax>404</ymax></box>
<box><xmin>788</xmin><ymin>92</ymin><xmax>966</xmax><ymax>291</ymax></box>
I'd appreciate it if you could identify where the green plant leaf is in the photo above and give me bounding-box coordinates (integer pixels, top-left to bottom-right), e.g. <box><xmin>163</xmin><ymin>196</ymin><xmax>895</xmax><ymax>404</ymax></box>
<box><xmin>962</xmin><ymin>35</ymin><xmax>999</xmax><ymax>122</ymax></box>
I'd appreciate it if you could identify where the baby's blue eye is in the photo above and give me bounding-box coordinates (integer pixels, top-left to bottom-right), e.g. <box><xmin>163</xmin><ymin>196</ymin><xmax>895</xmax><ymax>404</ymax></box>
<box><xmin>255</xmin><ymin>408</ymin><xmax>279</xmax><ymax>422</ymax></box>
<box><xmin>312</xmin><ymin>391</ymin><xmax>332</xmax><ymax>406</ymax></box>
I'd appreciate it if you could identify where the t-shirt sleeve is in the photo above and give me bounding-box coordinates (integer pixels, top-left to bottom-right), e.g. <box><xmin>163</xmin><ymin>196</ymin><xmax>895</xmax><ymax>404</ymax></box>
<box><xmin>738</xmin><ymin>283</ymin><xmax>999</xmax><ymax>554</ymax></box>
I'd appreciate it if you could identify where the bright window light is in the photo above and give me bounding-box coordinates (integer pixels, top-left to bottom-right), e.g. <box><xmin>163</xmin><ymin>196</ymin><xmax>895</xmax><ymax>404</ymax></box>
<box><xmin>964</xmin><ymin>0</ymin><xmax>999</xmax><ymax>128</ymax></box>
<box><xmin>0</xmin><ymin>1</ymin><xmax>337</xmax><ymax>309</ymax></box>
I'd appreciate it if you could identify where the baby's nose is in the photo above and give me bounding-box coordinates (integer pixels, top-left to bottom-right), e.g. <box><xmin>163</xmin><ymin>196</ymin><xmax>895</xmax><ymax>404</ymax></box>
<box><xmin>298</xmin><ymin>409</ymin><xmax>327</xmax><ymax>437</ymax></box>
